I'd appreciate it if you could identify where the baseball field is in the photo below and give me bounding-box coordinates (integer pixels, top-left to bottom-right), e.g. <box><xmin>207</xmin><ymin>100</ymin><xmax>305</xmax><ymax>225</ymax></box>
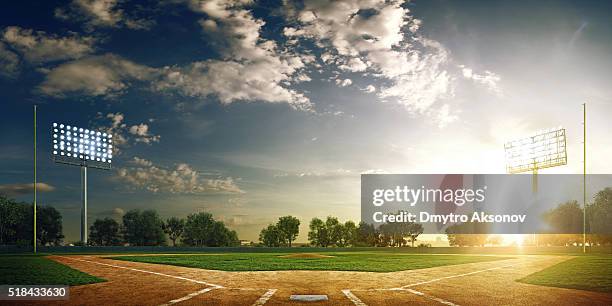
<box><xmin>2</xmin><ymin>247</ymin><xmax>612</xmax><ymax>305</ymax></box>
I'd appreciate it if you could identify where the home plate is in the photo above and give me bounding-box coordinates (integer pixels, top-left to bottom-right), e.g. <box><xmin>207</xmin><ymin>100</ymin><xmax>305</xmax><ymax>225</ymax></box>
<box><xmin>290</xmin><ymin>295</ymin><xmax>329</xmax><ymax>302</ymax></box>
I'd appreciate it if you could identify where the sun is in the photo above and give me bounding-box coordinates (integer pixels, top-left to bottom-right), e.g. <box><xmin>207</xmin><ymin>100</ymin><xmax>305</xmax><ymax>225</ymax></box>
<box><xmin>501</xmin><ymin>234</ymin><xmax>524</xmax><ymax>246</ymax></box>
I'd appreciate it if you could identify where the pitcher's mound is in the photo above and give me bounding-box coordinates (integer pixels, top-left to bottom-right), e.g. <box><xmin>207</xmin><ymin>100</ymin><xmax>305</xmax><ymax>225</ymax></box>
<box><xmin>278</xmin><ymin>253</ymin><xmax>335</xmax><ymax>259</ymax></box>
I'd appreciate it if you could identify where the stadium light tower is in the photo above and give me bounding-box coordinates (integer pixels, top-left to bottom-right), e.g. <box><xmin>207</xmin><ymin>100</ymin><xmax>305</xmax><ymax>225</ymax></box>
<box><xmin>52</xmin><ymin>123</ymin><xmax>113</xmax><ymax>245</ymax></box>
<box><xmin>504</xmin><ymin>127</ymin><xmax>567</xmax><ymax>192</ymax></box>
<box><xmin>504</xmin><ymin>127</ymin><xmax>567</xmax><ymax>247</ymax></box>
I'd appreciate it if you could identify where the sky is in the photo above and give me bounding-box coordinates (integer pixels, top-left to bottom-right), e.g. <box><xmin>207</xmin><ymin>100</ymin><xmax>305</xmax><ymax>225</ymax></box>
<box><xmin>1</xmin><ymin>0</ymin><xmax>612</xmax><ymax>243</ymax></box>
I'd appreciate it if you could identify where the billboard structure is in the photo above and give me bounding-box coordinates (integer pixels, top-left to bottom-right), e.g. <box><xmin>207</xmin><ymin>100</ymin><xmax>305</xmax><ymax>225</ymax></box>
<box><xmin>52</xmin><ymin>123</ymin><xmax>113</xmax><ymax>244</ymax></box>
<box><xmin>504</xmin><ymin>127</ymin><xmax>567</xmax><ymax>192</ymax></box>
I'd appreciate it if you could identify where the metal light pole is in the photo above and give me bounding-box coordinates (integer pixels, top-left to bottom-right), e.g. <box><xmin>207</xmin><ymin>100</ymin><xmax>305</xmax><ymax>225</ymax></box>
<box><xmin>505</xmin><ymin>127</ymin><xmax>567</xmax><ymax>246</ymax></box>
<box><xmin>81</xmin><ymin>166</ymin><xmax>88</xmax><ymax>244</ymax></box>
<box><xmin>52</xmin><ymin>123</ymin><xmax>112</xmax><ymax>245</ymax></box>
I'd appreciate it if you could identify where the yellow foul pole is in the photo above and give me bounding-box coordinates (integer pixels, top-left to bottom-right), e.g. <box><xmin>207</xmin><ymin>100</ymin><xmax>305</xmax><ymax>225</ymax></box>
<box><xmin>34</xmin><ymin>105</ymin><xmax>37</xmax><ymax>254</ymax></box>
<box><xmin>583</xmin><ymin>103</ymin><xmax>586</xmax><ymax>253</ymax></box>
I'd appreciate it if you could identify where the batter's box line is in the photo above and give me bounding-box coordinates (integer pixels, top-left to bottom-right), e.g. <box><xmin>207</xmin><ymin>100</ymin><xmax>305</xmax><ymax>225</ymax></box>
<box><xmin>159</xmin><ymin>286</ymin><xmax>220</xmax><ymax>306</ymax></box>
<box><xmin>343</xmin><ymin>288</ymin><xmax>458</xmax><ymax>306</ymax></box>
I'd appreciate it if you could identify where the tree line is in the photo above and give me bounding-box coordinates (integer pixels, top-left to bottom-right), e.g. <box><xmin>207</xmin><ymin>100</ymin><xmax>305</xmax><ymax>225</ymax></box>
<box><xmin>89</xmin><ymin>210</ymin><xmax>239</xmax><ymax>247</ymax></box>
<box><xmin>259</xmin><ymin>215</ymin><xmax>425</xmax><ymax>247</ymax></box>
<box><xmin>445</xmin><ymin>187</ymin><xmax>612</xmax><ymax>246</ymax></box>
<box><xmin>4</xmin><ymin>186</ymin><xmax>612</xmax><ymax>248</ymax></box>
<box><xmin>0</xmin><ymin>195</ymin><xmax>64</xmax><ymax>246</ymax></box>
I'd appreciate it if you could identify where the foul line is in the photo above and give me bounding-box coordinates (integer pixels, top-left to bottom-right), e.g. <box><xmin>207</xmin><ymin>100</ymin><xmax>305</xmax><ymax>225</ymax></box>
<box><xmin>159</xmin><ymin>287</ymin><xmax>218</xmax><ymax>306</ymax></box>
<box><xmin>397</xmin><ymin>263</ymin><xmax>516</xmax><ymax>289</ymax></box>
<box><xmin>342</xmin><ymin>289</ymin><xmax>368</xmax><ymax>306</ymax></box>
<box><xmin>402</xmin><ymin>288</ymin><xmax>458</xmax><ymax>306</ymax></box>
<box><xmin>55</xmin><ymin>256</ymin><xmax>224</xmax><ymax>288</ymax></box>
<box><xmin>344</xmin><ymin>262</ymin><xmax>517</xmax><ymax>306</ymax></box>
<box><xmin>252</xmin><ymin>289</ymin><xmax>277</xmax><ymax>306</ymax></box>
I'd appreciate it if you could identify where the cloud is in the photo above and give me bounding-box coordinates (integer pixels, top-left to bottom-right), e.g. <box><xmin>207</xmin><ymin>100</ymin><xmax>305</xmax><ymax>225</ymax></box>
<box><xmin>274</xmin><ymin>168</ymin><xmax>353</xmax><ymax>178</ymax></box>
<box><xmin>55</xmin><ymin>0</ymin><xmax>155</xmax><ymax>31</ymax></box>
<box><xmin>0</xmin><ymin>42</ymin><xmax>19</xmax><ymax>78</ymax></box>
<box><xmin>335</xmin><ymin>78</ymin><xmax>352</xmax><ymax>87</ymax></box>
<box><xmin>429</xmin><ymin>103</ymin><xmax>458</xmax><ymax>128</ymax></box>
<box><xmin>1</xmin><ymin>26</ymin><xmax>95</xmax><ymax>63</ymax></box>
<box><xmin>338</xmin><ymin>57</ymin><xmax>368</xmax><ymax>72</ymax></box>
<box><xmin>129</xmin><ymin>123</ymin><xmax>160</xmax><ymax>144</ymax></box>
<box><xmin>0</xmin><ymin>183</ymin><xmax>55</xmax><ymax>197</ymax></box>
<box><xmin>116</xmin><ymin>157</ymin><xmax>243</xmax><ymax>194</ymax></box>
<box><xmin>155</xmin><ymin>0</ymin><xmax>313</xmax><ymax>111</ymax></box>
<box><xmin>284</xmin><ymin>0</ymin><xmax>501</xmax><ymax>126</ymax></box>
<box><xmin>38</xmin><ymin>53</ymin><xmax>157</xmax><ymax>97</ymax></box>
<box><xmin>94</xmin><ymin>112</ymin><xmax>161</xmax><ymax>153</ymax></box>
<box><xmin>461</xmin><ymin>66</ymin><xmax>502</xmax><ymax>95</ymax></box>
<box><xmin>363</xmin><ymin>85</ymin><xmax>376</xmax><ymax>93</ymax></box>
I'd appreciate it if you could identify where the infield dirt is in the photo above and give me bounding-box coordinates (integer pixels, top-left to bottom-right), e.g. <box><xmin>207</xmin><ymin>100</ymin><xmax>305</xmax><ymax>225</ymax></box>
<box><xmin>5</xmin><ymin>254</ymin><xmax>612</xmax><ymax>305</ymax></box>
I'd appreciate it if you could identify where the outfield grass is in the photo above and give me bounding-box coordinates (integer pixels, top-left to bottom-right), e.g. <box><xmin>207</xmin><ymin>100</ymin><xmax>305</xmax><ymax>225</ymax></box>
<box><xmin>110</xmin><ymin>252</ymin><xmax>510</xmax><ymax>272</ymax></box>
<box><xmin>0</xmin><ymin>256</ymin><xmax>105</xmax><ymax>285</ymax></box>
<box><xmin>519</xmin><ymin>256</ymin><xmax>612</xmax><ymax>293</ymax></box>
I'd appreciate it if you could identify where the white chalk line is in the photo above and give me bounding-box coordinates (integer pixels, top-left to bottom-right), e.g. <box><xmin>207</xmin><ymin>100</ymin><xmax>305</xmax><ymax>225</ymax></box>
<box><xmin>344</xmin><ymin>262</ymin><xmax>517</xmax><ymax>306</ymax></box>
<box><xmin>402</xmin><ymin>288</ymin><xmax>459</xmax><ymax>306</ymax></box>
<box><xmin>159</xmin><ymin>287</ymin><xmax>218</xmax><ymax>306</ymax></box>
<box><xmin>342</xmin><ymin>289</ymin><xmax>368</xmax><ymax>306</ymax></box>
<box><xmin>251</xmin><ymin>289</ymin><xmax>277</xmax><ymax>306</ymax></box>
<box><xmin>398</xmin><ymin>263</ymin><xmax>515</xmax><ymax>289</ymax></box>
<box><xmin>55</xmin><ymin>255</ymin><xmax>224</xmax><ymax>288</ymax></box>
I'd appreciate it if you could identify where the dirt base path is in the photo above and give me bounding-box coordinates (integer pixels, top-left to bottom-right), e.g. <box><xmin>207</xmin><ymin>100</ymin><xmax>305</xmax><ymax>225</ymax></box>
<box><xmin>7</xmin><ymin>254</ymin><xmax>611</xmax><ymax>305</ymax></box>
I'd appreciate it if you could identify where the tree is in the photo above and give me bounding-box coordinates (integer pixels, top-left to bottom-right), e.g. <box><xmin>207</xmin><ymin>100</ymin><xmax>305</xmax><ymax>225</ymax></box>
<box><xmin>163</xmin><ymin>217</ymin><xmax>185</xmax><ymax>247</ymax></box>
<box><xmin>308</xmin><ymin>217</ymin><xmax>330</xmax><ymax>247</ymax></box>
<box><xmin>355</xmin><ymin>221</ymin><xmax>377</xmax><ymax>246</ymax></box>
<box><xmin>182</xmin><ymin>212</ymin><xmax>214</xmax><ymax>246</ymax></box>
<box><xmin>339</xmin><ymin>221</ymin><xmax>357</xmax><ymax>247</ymax></box>
<box><xmin>182</xmin><ymin>212</ymin><xmax>239</xmax><ymax>246</ymax></box>
<box><xmin>589</xmin><ymin>187</ymin><xmax>612</xmax><ymax>245</ymax></box>
<box><xmin>445</xmin><ymin>223</ymin><xmax>488</xmax><ymax>247</ymax></box>
<box><xmin>379</xmin><ymin>223</ymin><xmax>405</xmax><ymax>247</ymax></box>
<box><xmin>277</xmin><ymin>216</ymin><xmax>300</xmax><ymax>247</ymax></box>
<box><xmin>0</xmin><ymin>195</ymin><xmax>21</xmax><ymax>244</ymax></box>
<box><xmin>543</xmin><ymin>200</ymin><xmax>583</xmax><ymax>234</ymax></box>
<box><xmin>259</xmin><ymin>224</ymin><xmax>282</xmax><ymax>247</ymax></box>
<box><xmin>0</xmin><ymin>196</ymin><xmax>64</xmax><ymax>246</ymax></box>
<box><xmin>89</xmin><ymin>218</ymin><xmax>121</xmax><ymax>246</ymax></box>
<box><xmin>122</xmin><ymin>209</ymin><xmax>166</xmax><ymax>246</ymax></box>
<box><xmin>307</xmin><ymin>217</ymin><xmax>359</xmax><ymax>247</ymax></box>
<box><xmin>406</xmin><ymin>223</ymin><xmax>424</xmax><ymax>247</ymax></box>
<box><xmin>37</xmin><ymin>206</ymin><xmax>64</xmax><ymax>246</ymax></box>
<box><xmin>326</xmin><ymin>217</ymin><xmax>343</xmax><ymax>246</ymax></box>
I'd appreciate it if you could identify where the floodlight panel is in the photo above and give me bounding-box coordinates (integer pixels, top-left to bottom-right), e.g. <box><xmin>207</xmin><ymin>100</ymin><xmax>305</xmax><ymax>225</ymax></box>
<box><xmin>504</xmin><ymin>128</ymin><xmax>567</xmax><ymax>173</ymax></box>
<box><xmin>52</xmin><ymin>122</ymin><xmax>113</xmax><ymax>170</ymax></box>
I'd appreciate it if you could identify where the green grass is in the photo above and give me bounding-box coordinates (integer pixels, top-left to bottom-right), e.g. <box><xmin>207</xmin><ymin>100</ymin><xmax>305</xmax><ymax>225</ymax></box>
<box><xmin>519</xmin><ymin>256</ymin><xmax>612</xmax><ymax>293</ymax></box>
<box><xmin>110</xmin><ymin>252</ymin><xmax>511</xmax><ymax>272</ymax></box>
<box><xmin>0</xmin><ymin>256</ymin><xmax>105</xmax><ymax>285</ymax></box>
